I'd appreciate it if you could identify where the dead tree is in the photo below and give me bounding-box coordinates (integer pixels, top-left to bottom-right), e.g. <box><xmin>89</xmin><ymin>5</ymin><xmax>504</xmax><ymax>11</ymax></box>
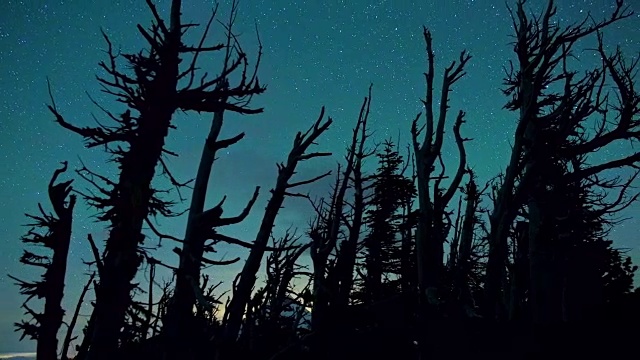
<box><xmin>308</xmin><ymin>174</ymin><xmax>342</xmax><ymax>334</ymax></box>
<box><xmin>222</xmin><ymin>108</ymin><xmax>332</xmax><ymax>345</ymax></box>
<box><xmin>304</xmin><ymin>90</ymin><xmax>377</xmax><ymax>339</ymax></box>
<box><xmin>164</xmin><ymin>2</ymin><xmax>265</xmax><ymax>352</ymax></box>
<box><xmin>43</xmin><ymin>0</ymin><xmax>264</xmax><ymax>360</ymax></box>
<box><xmin>45</xmin><ymin>1</ymin><xmax>264</xmax><ymax>358</ymax></box>
<box><xmin>484</xmin><ymin>0</ymin><xmax>634</xmax><ymax>322</ymax></box>
<box><xmin>451</xmin><ymin>170</ymin><xmax>482</xmax><ymax>316</ymax></box>
<box><xmin>399</xmin><ymin>150</ymin><xmax>419</xmax><ymax>297</ymax></box>
<box><xmin>332</xmin><ymin>86</ymin><xmax>373</xmax><ymax>310</ymax></box>
<box><xmin>263</xmin><ymin>231</ymin><xmax>312</xmax><ymax>324</ymax></box>
<box><xmin>242</xmin><ymin>232</ymin><xmax>312</xmax><ymax>357</ymax></box>
<box><xmin>409</xmin><ymin>27</ymin><xmax>471</xmax><ymax>360</ymax></box>
<box><xmin>61</xmin><ymin>272</ymin><xmax>95</xmax><ymax>360</ymax></box>
<box><xmin>9</xmin><ymin>162</ymin><xmax>76</xmax><ymax>360</ymax></box>
<box><xmin>410</xmin><ymin>27</ymin><xmax>471</xmax><ymax>305</ymax></box>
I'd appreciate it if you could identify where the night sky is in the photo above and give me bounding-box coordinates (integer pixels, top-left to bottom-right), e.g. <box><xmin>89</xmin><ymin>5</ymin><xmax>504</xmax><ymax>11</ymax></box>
<box><xmin>1</xmin><ymin>0</ymin><xmax>639</xmax><ymax>355</ymax></box>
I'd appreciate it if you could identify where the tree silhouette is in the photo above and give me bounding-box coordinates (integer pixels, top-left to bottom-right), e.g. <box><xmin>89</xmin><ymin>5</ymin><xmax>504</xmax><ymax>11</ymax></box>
<box><xmin>362</xmin><ymin>139</ymin><xmax>416</xmax><ymax>302</ymax></box>
<box><xmin>409</xmin><ymin>26</ymin><xmax>472</xmax><ymax>360</ymax></box>
<box><xmin>447</xmin><ymin>170</ymin><xmax>486</xmax><ymax>318</ymax></box>
<box><xmin>11</xmin><ymin>0</ymin><xmax>640</xmax><ymax>359</ymax></box>
<box><xmin>44</xmin><ymin>0</ymin><xmax>264</xmax><ymax>358</ymax></box>
<box><xmin>411</xmin><ymin>27</ymin><xmax>471</xmax><ymax>307</ymax></box>
<box><xmin>484</xmin><ymin>0</ymin><xmax>636</xmax><ymax>322</ymax></box>
<box><xmin>9</xmin><ymin>162</ymin><xmax>76</xmax><ymax>360</ymax></box>
<box><xmin>306</xmin><ymin>93</ymin><xmax>375</xmax><ymax>339</ymax></box>
<box><xmin>164</xmin><ymin>2</ymin><xmax>267</xmax><ymax>356</ymax></box>
<box><xmin>331</xmin><ymin>85</ymin><xmax>374</xmax><ymax>313</ymax></box>
<box><xmin>221</xmin><ymin>108</ymin><xmax>332</xmax><ymax>356</ymax></box>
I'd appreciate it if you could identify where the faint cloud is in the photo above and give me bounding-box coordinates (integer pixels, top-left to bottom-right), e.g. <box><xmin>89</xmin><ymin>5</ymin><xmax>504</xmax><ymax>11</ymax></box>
<box><xmin>0</xmin><ymin>353</ymin><xmax>36</xmax><ymax>359</ymax></box>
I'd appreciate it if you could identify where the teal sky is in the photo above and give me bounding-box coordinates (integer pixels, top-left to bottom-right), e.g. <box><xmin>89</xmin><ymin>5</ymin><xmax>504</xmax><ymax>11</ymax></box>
<box><xmin>0</xmin><ymin>0</ymin><xmax>638</xmax><ymax>355</ymax></box>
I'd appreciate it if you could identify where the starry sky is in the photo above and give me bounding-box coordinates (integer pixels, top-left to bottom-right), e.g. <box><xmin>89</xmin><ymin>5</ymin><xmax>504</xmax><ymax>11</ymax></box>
<box><xmin>1</xmin><ymin>0</ymin><xmax>639</xmax><ymax>355</ymax></box>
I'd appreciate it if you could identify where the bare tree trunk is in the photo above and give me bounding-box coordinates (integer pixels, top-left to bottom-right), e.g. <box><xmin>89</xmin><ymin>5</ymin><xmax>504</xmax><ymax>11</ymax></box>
<box><xmin>484</xmin><ymin>0</ymin><xmax>632</xmax><ymax>324</ymax></box>
<box><xmin>307</xmin><ymin>94</ymin><xmax>374</xmax><ymax>336</ymax></box>
<box><xmin>43</xmin><ymin>2</ymin><xmax>264</xmax><ymax>358</ymax></box>
<box><xmin>61</xmin><ymin>272</ymin><xmax>95</xmax><ymax>360</ymax></box>
<box><xmin>82</xmin><ymin>4</ymin><xmax>182</xmax><ymax>358</ymax></box>
<box><xmin>9</xmin><ymin>163</ymin><xmax>76</xmax><ymax>360</ymax></box>
<box><xmin>172</xmin><ymin>109</ymin><xmax>226</xmax><ymax>317</ymax></box>
<box><xmin>86</xmin><ymin>84</ymin><xmax>176</xmax><ymax>360</ymax></box>
<box><xmin>223</xmin><ymin>110</ymin><xmax>332</xmax><ymax>346</ymax></box>
<box><xmin>455</xmin><ymin>174</ymin><xmax>478</xmax><ymax>314</ymax></box>
<box><xmin>334</xmin><ymin>92</ymin><xmax>371</xmax><ymax>308</ymax></box>
<box><xmin>408</xmin><ymin>28</ymin><xmax>470</xmax><ymax>360</ymax></box>
<box><xmin>307</xmin><ymin>92</ymin><xmax>375</xmax><ymax>341</ymax></box>
<box><xmin>163</xmin><ymin>100</ymin><xmax>242</xmax><ymax>358</ymax></box>
<box><xmin>38</xmin><ymin>165</ymin><xmax>76</xmax><ymax>360</ymax></box>
<box><xmin>411</xmin><ymin>28</ymin><xmax>470</xmax><ymax>311</ymax></box>
<box><xmin>508</xmin><ymin>221</ymin><xmax>529</xmax><ymax>322</ymax></box>
<box><xmin>400</xmin><ymin>154</ymin><xmax>418</xmax><ymax>297</ymax></box>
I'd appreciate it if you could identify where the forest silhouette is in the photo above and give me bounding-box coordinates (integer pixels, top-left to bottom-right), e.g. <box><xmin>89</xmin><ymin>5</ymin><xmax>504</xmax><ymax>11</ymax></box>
<box><xmin>9</xmin><ymin>0</ymin><xmax>640</xmax><ymax>359</ymax></box>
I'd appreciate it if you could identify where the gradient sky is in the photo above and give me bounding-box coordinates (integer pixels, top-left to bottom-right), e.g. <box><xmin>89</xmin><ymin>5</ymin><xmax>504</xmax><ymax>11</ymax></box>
<box><xmin>1</xmin><ymin>0</ymin><xmax>639</xmax><ymax>355</ymax></box>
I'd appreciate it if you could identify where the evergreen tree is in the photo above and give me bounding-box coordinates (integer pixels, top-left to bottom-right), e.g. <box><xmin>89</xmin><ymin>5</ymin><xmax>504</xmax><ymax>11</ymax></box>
<box><xmin>362</xmin><ymin>140</ymin><xmax>416</xmax><ymax>302</ymax></box>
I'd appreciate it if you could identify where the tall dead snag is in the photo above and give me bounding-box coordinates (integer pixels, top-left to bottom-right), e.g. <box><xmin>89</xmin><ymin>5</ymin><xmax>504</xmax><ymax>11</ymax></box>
<box><xmin>222</xmin><ymin>108</ymin><xmax>332</xmax><ymax>345</ymax></box>
<box><xmin>61</xmin><ymin>272</ymin><xmax>95</xmax><ymax>360</ymax></box>
<box><xmin>307</xmin><ymin>92</ymin><xmax>374</xmax><ymax>336</ymax></box>
<box><xmin>505</xmin><ymin>221</ymin><xmax>529</xmax><ymax>322</ymax></box>
<box><xmin>165</xmin><ymin>2</ymin><xmax>264</xmax><ymax>349</ymax></box>
<box><xmin>45</xmin><ymin>1</ymin><xmax>264</xmax><ymax>358</ymax></box>
<box><xmin>332</xmin><ymin>86</ymin><xmax>373</xmax><ymax>310</ymax></box>
<box><xmin>410</xmin><ymin>27</ymin><xmax>471</xmax><ymax>307</ymax></box>
<box><xmin>308</xmin><ymin>174</ymin><xmax>342</xmax><ymax>333</ymax></box>
<box><xmin>400</xmin><ymin>151</ymin><xmax>419</xmax><ymax>297</ymax></box>
<box><xmin>9</xmin><ymin>162</ymin><xmax>76</xmax><ymax>360</ymax></box>
<box><xmin>484</xmin><ymin>0</ymin><xmax>633</xmax><ymax>322</ymax></box>
<box><xmin>450</xmin><ymin>170</ymin><xmax>482</xmax><ymax>316</ymax></box>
